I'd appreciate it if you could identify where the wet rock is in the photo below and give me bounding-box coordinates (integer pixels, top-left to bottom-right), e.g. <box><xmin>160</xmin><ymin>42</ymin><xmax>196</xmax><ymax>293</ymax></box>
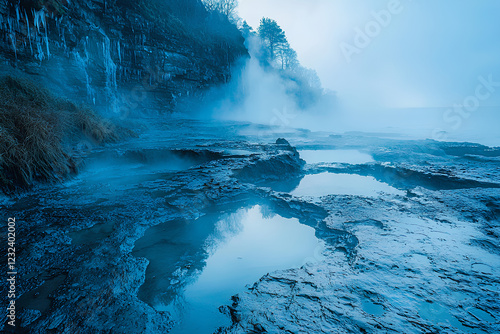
<box><xmin>220</xmin><ymin>134</ymin><xmax>500</xmax><ymax>334</ymax></box>
<box><xmin>276</xmin><ymin>138</ymin><xmax>291</xmax><ymax>146</ymax></box>
<box><xmin>2</xmin><ymin>119</ymin><xmax>499</xmax><ymax>333</ymax></box>
<box><xmin>19</xmin><ymin>309</ymin><xmax>42</xmax><ymax>328</ymax></box>
<box><xmin>235</xmin><ymin>151</ymin><xmax>305</xmax><ymax>183</ymax></box>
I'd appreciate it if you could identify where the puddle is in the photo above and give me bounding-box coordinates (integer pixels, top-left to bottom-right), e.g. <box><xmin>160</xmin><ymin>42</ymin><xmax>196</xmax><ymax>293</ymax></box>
<box><xmin>362</xmin><ymin>300</ymin><xmax>385</xmax><ymax>316</ymax></box>
<box><xmin>468</xmin><ymin>308</ymin><xmax>496</xmax><ymax>323</ymax></box>
<box><xmin>17</xmin><ymin>274</ymin><xmax>67</xmax><ymax>313</ymax></box>
<box><xmin>291</xmin><ymin>173</ymin><xmax>404</xmax><ymax>198</ymax></box>
<box><xmin>299</xmin><ymin>150</ymin><xmax>374</xmax><ymax>165</ymax></box>
<box><xmin>133</xmin><ymin>205</ymin><xmax>324</xmax><ymax>334</ymax></box>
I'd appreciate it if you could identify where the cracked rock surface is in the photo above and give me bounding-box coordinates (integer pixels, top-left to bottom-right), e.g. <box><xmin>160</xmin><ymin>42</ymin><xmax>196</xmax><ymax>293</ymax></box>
<box><xmin>1</xmin><ymin>118</ymin><xmax>499</xmax><ymax>333</ymax></box>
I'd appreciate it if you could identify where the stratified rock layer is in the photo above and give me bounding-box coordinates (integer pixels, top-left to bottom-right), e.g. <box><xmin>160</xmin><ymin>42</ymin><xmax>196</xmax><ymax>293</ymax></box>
<box><xmin>0</xmin><ymin>0</ymin><xmax>246</xmax><ymax>112</ymax></box>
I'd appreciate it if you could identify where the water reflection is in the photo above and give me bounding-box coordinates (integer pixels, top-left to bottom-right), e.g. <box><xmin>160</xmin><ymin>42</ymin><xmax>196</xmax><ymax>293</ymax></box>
<box><xmin>291</xmin><ymin>172</ymin><xmax>404</xmax><ymax>198</ymax></box>
<box><xmin>299</xmin><ymin>149</ymin><xmax>374</xmax><ymax>165</ymax></box>
<box><xmin>133</xmin><ymin>205</ymin><xmax>324</xmax><ymax>333</ymax></box>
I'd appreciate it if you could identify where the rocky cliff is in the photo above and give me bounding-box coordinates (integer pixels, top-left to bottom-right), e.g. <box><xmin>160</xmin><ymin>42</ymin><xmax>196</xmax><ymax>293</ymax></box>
<box><xmin>0</xmin><ymin>0</ymin><xmax>247</xmax><ymax>114</ymax></box>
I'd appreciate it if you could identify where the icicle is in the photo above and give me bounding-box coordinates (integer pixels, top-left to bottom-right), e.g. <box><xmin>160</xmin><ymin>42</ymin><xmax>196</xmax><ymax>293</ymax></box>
<box><xmin>84</xmin><ymin>36</ymin><xmax>89</xmax><ymax>59</ymax></box>
<box><xmin>102</xmin><ymin>33</ymin><xmax>117</xmax><ymax>90</ymax></box>
<box><xmin>44</xmin><ymin>21</ymin><xmax>50</xmax><ymax>59</ymax></box>
<box><xmin>40</xmin><ymin>10</ymin><xmax>46</xmax><ymax>28</ymax></box>
<box><xmin>7</xmin><ymin>16</ymin><xmax>12</xmax><ymax>33</ymax></box>
<box><xmin>15</xmin><ymin>4</ymin><xmax>20</xmax><ymax>23</ymax></box>
<box><xmin>9</xmin><ymin>32</ymin><xmax>17</xmax><ymax>59</ymax></box>
<box><xmin>25</xmin><ymin>9</ymin><xmax>33</xmax><ymax>55</ymax></box>
<box><xmin>33</xmin><ymin>9</ymin><xmax>39</xmax><ymax>33</ymax></box>
<box><xmin>32</xmin><ymin>9</ymin><xmax>38</xmax><ymax>32</ymax></box>
<box><xmin>117</xmin><ymin>41</ymin><xmax>121</xmax><ymax>63</ymax></box>
<box><xmin>33</xmin><ymin>9</ymin><xmax>45</xmax><ymax>34</ymax></box>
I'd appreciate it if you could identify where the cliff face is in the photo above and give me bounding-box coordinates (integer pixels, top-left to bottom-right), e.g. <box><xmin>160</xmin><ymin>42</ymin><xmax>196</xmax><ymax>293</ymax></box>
<box><xmin>0</xmin><ymin>0</ymin><xmax>247</xmax><ymax>114</ymax></box>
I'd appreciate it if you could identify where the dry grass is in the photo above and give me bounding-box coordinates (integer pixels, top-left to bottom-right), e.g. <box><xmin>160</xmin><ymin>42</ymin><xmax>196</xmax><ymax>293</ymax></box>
<box><xmin>0</xmin><ymin>76</ymin><xmax>120</xmax><ymax>193</ymax></box>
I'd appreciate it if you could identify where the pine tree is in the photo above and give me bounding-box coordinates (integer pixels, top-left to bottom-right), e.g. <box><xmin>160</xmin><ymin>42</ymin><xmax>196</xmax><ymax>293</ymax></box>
<box><xmin>258</xmin><ymin>18</ymin><xmax>286</xmax><ymax>61</ymax></box>
<box><xmin>241</xmin><ymin>20</ymin><xmax>254</xmax><ymax>37</ymax></box>
<box><xmin>276</xmin><ymin>41</ymin><xmax>298</xmax><ymax>70</ymax></box>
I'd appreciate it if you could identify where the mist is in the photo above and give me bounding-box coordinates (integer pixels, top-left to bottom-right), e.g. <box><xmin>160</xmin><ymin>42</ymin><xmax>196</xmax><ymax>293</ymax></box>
<box><xmin>190</xmin><ymin>35</ymin><xmax>323</xmax><ymax>127</ymax></box>
<box><xmin>3</xmin><ymin>1</ymin><xmax>500</xmax><ymax>333</ymax></box>
<box><xmin>220</xmin><ymin>0</ymin><xmax>500</xmax><ymax>146</ymax></box>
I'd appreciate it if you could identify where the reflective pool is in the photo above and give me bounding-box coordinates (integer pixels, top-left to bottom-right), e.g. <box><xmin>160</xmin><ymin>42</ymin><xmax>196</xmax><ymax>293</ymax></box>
<box><xmin>133</xmin><ymin>205</ymin><xmax>324</xmax><ymax>333</ymax></box>
<box><xmin>291</xmin><ymin>172</ymin><xmax>404</xmax><ymax>198</ymax></box>
<box><xmin>299</xmin><ymin>149</ymin><xmax>374</xmax><ymax>165</ymax></box>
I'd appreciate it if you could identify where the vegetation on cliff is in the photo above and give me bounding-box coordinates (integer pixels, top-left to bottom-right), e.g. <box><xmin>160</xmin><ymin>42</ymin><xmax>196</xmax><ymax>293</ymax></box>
<box><xmin>116</xmin><ymin>0</ymin><xmax>246</xmax><ymax>65</ymax></box>
<box><xmin>0</xmin><ymin>76</ymin><xmax>121</xmax><ymax>193</ymax></box>
<box><xmin>0</xmin><ymin>0</ymin><xmax>249</xmax><ymax>193</ymax></box>
<box><xmin>241</xmin><ymin>18</ymin><xmax>335</xmax><ymax>110</ymax></box>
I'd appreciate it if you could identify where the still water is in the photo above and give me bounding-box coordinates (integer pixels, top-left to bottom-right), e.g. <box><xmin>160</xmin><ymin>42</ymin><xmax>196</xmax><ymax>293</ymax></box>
<box><xmin>133</xmin><ymin>205</ymin><xmax>324</xmax><ymax>333</ymax></box>
<box><xmin>291</xmin><ymin>172</ymin><xmax>404</xmax><ymax>198</ymax></box>
<box><xmin>299</xmin><ymin>149</ymin><xmax>374</xmax><ymax>165</ymax></box>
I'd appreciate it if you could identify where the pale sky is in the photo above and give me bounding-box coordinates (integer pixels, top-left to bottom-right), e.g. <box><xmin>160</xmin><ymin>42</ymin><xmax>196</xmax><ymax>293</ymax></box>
<box><xmin>238</xmin><ymin>0</ymin><xmax>500</xmax><ymax>109</ymax></box>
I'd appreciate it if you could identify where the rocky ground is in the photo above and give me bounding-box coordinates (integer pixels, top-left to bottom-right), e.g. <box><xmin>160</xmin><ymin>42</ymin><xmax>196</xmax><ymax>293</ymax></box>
<box><xmin>223</xmin><ymin>135</ymin><xmax>500</xmax><ymax>334</ymax></box>
<box><xmin>1</xmin><ymin>118</ymin><xmax>499</xmax><ymax>333</ymax></box>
